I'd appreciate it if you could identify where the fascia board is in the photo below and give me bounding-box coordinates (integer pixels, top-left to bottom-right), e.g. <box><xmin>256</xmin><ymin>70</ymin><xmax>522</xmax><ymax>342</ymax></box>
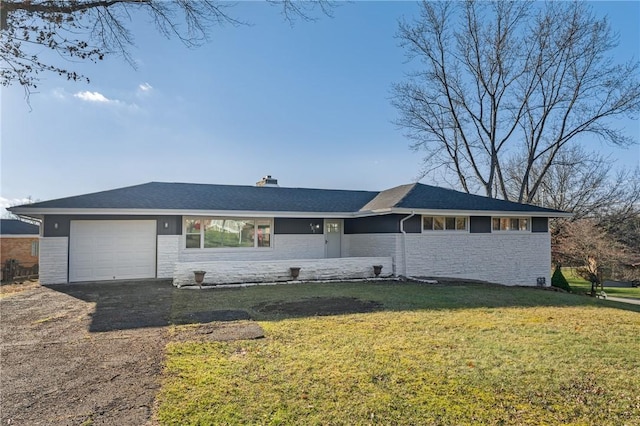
<box><xmin>386</xmin><ymin>208</ymin><xmax>572</xmax><ymax>218</ymax></box>
<box><xmin>353</xmin><ymin>209</ymin><xmax>395</xmax><ymax>217</ymax></box>
<box><xmin>12</xmin><ymin>213</ymin><xmax>44</xmax><ymax>221</ymax></box>
<box><xmin>7</xmin><ymin>208</ymin><xmax>358</xmax><ymax>219</ymax></box>
<box><xmin>0</xmin><ymin>234</ymin><xmax>40</xmax><ymax>238</ymax></box>
<box><xmin>10</xmin><ymin>207</ymin><xmax>572</xmax><ymax>219</ymax></box>
<box><xmin>181</xmin><ymin>210</ymin><xmax>354</xmax><ymax>218</ymax></box>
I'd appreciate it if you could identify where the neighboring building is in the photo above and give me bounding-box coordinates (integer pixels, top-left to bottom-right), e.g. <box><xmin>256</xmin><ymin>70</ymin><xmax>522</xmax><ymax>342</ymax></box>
<box><xmin>9</xmin><ymin>177</ymin><xmax>570</xmax><ymax>286</ymax></box>
<box><xmin>0</xmin><ymin>219</ymin><xmax>40</xmax><ymax>267</ymax></box>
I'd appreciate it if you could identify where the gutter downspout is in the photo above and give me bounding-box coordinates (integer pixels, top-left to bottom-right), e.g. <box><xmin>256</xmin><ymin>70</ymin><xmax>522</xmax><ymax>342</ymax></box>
<box><xmin>399</xmin><ymin>212</ymin><xmax>416</xmax><ymax>278</ymax></box>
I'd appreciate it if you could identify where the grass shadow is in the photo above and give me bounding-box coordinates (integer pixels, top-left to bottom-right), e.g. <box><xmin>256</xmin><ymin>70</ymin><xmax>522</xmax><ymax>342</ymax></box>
<box><xmin>46</xmin><ymin>280</ymin><xmax>253</xmax><ymax>332</ymax></box>
<box><xmin>46</xmin><ymin>279</ymin><xmax>640</xmax><ymax>332</ymax></box>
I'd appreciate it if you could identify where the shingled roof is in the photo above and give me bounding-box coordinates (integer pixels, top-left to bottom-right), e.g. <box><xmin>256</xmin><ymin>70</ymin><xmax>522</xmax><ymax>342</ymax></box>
<box><xmin>363</xmin><ymin>183</ymin><xmax>561</xmax><ymax>214</ymax></box>
<box><xmin>16</xmin><ymin>182</ymin><xmax>379</xmax><ymax>213</ymax></box>
<box><xmin>10</xmin><ymin>181</ymin><xmax>567</xmax><ymax>216</ymax></box>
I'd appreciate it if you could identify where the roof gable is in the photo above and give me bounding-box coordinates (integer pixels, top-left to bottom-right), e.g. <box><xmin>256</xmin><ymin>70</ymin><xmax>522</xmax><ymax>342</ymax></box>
<box><xmin>394</xmin><ymin>183</ymin><xmax>562</xmax><ymax>214</ymax></box>
<box><xmin>360</xmin><ymin>183</ymin><xmax>415</xmax><ymax>211</ymax></box>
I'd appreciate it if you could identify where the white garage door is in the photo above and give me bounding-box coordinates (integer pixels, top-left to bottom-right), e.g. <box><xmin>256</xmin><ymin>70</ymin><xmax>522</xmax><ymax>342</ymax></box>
<box><xmin>69</xmin><ymin>220</ymin><xmax>157</xmax><ymax>282</ymax></box>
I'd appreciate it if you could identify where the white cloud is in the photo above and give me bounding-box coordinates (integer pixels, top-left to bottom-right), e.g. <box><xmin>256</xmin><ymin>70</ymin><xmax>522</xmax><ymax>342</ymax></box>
<box><xmin>52</xmin><ymin>88</ymin><xmax>66</xmax><ymax>100</ymax></box>
<box><xmin>74</xmin><ymin>91</ymin><xmax>111</xmax><ymax>103</ymax></box>
<box><xmin>62</xmin><ymin>88</ymin><xmax>141</xmax><ymax>111</ymax></box>
<box><xmin>0</xmin><ymin>196</ymin><xmax>34</xmax><ymax>218</ymax></box>
<box><xmin>138</xmin><ymin>82</ymin><xmax>153</xmax><ymax>92</ymax></box>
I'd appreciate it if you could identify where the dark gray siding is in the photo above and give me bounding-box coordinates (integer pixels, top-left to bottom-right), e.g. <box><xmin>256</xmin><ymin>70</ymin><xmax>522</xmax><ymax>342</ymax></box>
<box><xmin>274</xmin><ymin>218</ymin><xmax>324</xmax><ymax>234</ymax></box>
<box><xmin>470</xmin><ymin>216</ymin><xmax>492</xmax><ymax>233</ymax></box>
<box><xmin>43</xmin><ymin>215</ymin><xmax>182</xmax><ymax>237</ymax></box>
<box><xmin>344</xmin><ymin>214</ymin><xmax>421</xmax><ymax>234</ymax></box>
<box><xmin>43</xmin><ymin>216</ymin><xmax>70</xmax><ymax>237</ymax></box>
<box><xmin>403</xmin><ymin>215</ymin><xmax>422</xmax><ymax>233</ymax></box>
<box><xmin>531</xmin><ymin>217</ymin><xmax>549</xmax><ymax>233</ymax></box>
<box><xmin>345</xmin><ymin>215</ymin><xmax>398</xmax><ymax>234</ymax></box>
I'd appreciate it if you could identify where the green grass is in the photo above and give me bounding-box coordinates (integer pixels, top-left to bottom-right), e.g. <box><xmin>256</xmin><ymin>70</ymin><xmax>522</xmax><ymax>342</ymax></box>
<box><xmin>563</xmin><ymin>267</ymin><xmax>640</xmax><ymax>300</ymax></box>
<box><xmin>156</xmin><ymin>282</ymin><xmax>640</xmax><ymax>425</ymax></box>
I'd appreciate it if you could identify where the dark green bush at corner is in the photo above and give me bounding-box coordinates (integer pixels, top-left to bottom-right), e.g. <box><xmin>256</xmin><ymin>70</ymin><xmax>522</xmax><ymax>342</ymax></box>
<box><xmin>552</xmin><ymin>266</ymin><xmax>572</xmax><ymax>292</ymax></box>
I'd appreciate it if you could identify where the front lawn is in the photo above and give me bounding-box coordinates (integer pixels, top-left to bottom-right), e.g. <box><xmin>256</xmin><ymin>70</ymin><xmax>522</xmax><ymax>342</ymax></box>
<box><xmin>157</xmin><ymin>282</ymin><xmax>640</xmax><ymax>425</ymax></box>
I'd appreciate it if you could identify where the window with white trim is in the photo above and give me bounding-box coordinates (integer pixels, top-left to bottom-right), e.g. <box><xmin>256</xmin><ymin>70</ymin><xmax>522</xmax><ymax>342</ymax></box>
<box><xmin>492</xmin><ymin>217</ymin><xmax>530</xmax><ymax>231</ymax></box>
<box><xmin>184</xmin><ymin>217</ymin><xmax>272</xmax><ymax>249</ymax></box>
<box><xmin>31</xmin><ymin>241</ymin><xmax>39</xmax><ymax>256</ymax></box>
<box><xmin>423</xmin><ymin>216</ymin><xmax>467</xmax><ymax>231</ymax></box>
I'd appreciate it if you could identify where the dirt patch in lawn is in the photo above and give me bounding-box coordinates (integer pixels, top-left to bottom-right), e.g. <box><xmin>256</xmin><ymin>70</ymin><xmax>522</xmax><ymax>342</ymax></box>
<box><xmin>253</xmin><ymin>296</ymin><xmax>383</xmax><ymax>317</ymax></box>
<box><xmin>172</xmin><ymin>309</ymin><xmax>251</xmax><ymax>324</ymax></box>
<box><xmin>171</xmin><ymin>322</ymin><xmax>265</xmax><ymax>342</ymax></box>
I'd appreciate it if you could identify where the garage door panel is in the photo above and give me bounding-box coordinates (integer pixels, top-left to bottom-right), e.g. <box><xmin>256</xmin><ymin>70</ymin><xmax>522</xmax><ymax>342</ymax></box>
<box><xmin>69</xmin><ymin>220</ymin><xmax>157</xmax><ymax>282</ymax></box>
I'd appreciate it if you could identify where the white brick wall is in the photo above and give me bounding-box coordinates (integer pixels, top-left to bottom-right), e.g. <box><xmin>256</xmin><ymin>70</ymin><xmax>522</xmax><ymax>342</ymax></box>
<box><xmin>343</xmin><ymin>234</ymin><xmax>400</xmax><ymax>275</ymax></box>
<box><xmin>157</xmin><ymin>235</ymin><xmax>180</xmax><ymax>278</ymax></box>
<box><xmin>271</xmin><ymin>235</ymin><xmax>326</xmax><ymax>259</ymax></box>
<box><xmin>173</xmin><ymin>257</ymin><xmax>393</xmax><ymax>287</ymax></box>
<box><xmin>344</xmin><ymin>234</ymin><xmax>399</xmax><ymax>257</ymax></box>
<box><xmin>39</xmin><ymin>237</ymin><xmax>69</xmax><ymax>284</ymax></box>
<box><xmin>177</xmin><ymin>234</ymin><xmax>325</xmax><ymax>262</ymax></box>
<box><xmin>403</xmin><ymin>232</ymin><xmax>551</xmax><ymax>286</ymax></box>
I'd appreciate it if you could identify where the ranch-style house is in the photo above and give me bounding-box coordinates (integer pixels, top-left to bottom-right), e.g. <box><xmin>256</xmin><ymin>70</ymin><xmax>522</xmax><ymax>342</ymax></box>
<box><xmin>9</xmin><ymin>176</ymin><xmax>569</xmax><ymax>286</ymax></box>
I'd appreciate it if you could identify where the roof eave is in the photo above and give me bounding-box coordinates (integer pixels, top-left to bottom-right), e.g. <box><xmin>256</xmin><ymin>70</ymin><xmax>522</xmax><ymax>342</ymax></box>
<box><xmin>7</xmin><ymin>207</ymin><xmax>360</xmax><ymax>219</ymax></box>
<box><xmin>353</xmin><ymin>208</ymin><xmax>395</xmax><ymax>217</ymax></box>
<box><xmin>388</xmin><ymin>207</ymin><xmax>571</xmax><ymax>218</ymax></box>
<box><xmin>9</xmin><ymin>206</ymin><xmax>572</xmax><ymax>219</ymax></box>
<box><xmin>9</xmin><ymin>212</ymin><xmax>44</xmax><ymax>221</ymax></box>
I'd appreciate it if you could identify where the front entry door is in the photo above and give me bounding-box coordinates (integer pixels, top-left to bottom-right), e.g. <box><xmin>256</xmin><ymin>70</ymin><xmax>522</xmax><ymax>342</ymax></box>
<box><xmin>325</xmin><ymin>220</ymin><xmax>342</xmax><ymax>258</ymax></box>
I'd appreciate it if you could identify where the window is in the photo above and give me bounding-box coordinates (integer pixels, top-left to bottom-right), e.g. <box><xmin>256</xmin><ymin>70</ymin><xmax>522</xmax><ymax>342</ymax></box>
<box><xmin>423</xmin><ymin>216</ymin><xmax>467</xmax><ymax>231</ymax></box>
<box><xmin>31</xmin><ymin>241</ymin><xmax>39</xmax><ymax>256</ymax></box>
<box><xmin>326</xmin><ymin>223</ymin><xmax>340</xmax><ymax>233</ymax></box>
<box><xmin>492</xmin><ymin>217</ymin><xmax>530</xmax><ymax>231</ymax></box>
<box><xmin>185</xmin><ymin>219</ymin><xmax>201</xmax><ymax>248</ymax></box>
<box><xmin>184</xmin><ymin>217</ymin><xmax>272</xmax><ymax>249</ymax></box>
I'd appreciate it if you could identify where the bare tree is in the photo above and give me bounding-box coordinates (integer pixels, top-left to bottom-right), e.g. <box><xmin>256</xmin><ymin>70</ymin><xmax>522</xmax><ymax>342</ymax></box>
<box><xmin>554</xmin><ymin>218</ymin><xmax>632</xmax><ymax>294</ymax></box>
<box><xmin>532</xmin><ymin>149</ymin><xmax>640</xmax><ymax>274</ymax></box>
<box><xmin>504</xmin><ymin>146</ymin><xmax>640</xmax><ymax>219</ymax></box>
<box><xmin>1</xmin><ymin>0</ymin><xmax>334</xmax><ymax>97</ymax></box>
<box><xmin>599</xmin><ymin>207</ymin><xmax>640</xmax><ymax>283</ymax></box>
<box><xmin>393</xmin><ymin>1</ymin><xmax>639</xmax><ymax>202</ymax></box>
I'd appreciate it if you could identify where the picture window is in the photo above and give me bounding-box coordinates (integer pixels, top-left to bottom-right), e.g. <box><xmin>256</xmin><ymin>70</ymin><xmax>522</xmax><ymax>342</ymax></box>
<box><xmin>184</xmin><ymin>217</ymin><xmax>272</xmax><ymax>249</ymax></box>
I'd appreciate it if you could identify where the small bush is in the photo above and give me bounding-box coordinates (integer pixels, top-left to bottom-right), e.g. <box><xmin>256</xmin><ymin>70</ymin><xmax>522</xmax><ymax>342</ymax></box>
<box><xmin>552</xmin><ymin>266</ymin><xmax>572</xmax><ymax>292</ymax></box>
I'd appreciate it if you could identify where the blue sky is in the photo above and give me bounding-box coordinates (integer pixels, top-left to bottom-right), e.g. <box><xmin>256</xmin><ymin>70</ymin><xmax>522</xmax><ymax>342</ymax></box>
<box><xmin>1</xmin><ymin>1</ymin><xmax>638</xmax><ymax>212</ymax></box>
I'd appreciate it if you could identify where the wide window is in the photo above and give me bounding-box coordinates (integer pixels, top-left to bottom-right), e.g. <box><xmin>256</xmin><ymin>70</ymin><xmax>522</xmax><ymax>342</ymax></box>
<box><xmin>185</xmin><ymin>217</ymin><xmax>271</xmax><ymax>249</ymax></box>
<box><xmin>492</xmin><ymin>217</ymin><xmax>530</xmax><ymax>231</ymax></box>
<box><xmin>423</xmin><ymin>216</ymin><xmax>467</xmax><ymax>231</ymax></box>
